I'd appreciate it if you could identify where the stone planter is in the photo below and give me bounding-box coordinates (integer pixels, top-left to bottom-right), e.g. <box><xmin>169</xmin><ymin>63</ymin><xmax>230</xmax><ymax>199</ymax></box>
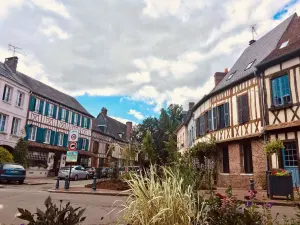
<box><xmin>267</xmin><ymin>171</ymin><xmax>294</xmax><ymax>200</ymax></box>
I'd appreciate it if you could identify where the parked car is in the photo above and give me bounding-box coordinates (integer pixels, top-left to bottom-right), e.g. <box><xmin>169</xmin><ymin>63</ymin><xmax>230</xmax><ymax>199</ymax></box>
<box><xmin>85</xmin><ymin>167</ymin><xmax>96</xmax><ymax>178</ymax></box>
<box><xmin>58</xmin><ymin>165</ymin><xmax>89</xmax><ymax>180</ymax></box>
<box><xmin>0</xmin><ymin>163</ymin><xmax>26</xmax><ymax>184</ymax></box>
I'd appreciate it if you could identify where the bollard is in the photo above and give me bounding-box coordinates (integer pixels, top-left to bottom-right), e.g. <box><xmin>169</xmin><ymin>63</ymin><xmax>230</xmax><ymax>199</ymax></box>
<box><xmin>55</xmin><ymin>177</ymin><xmax>60</xmax><ymax>189</ymax></box>
<box><xmin>92</xmin><ymin>174</ymin><xmax>97</xmax><ymax>191</ymax></box>
<box><xmin>250</xmin><ymin>178</ymin><xmax>255</xmax><ymax>191</ymax></box>
<box><xmin>64</xmin><ymin>176</ymin><xmax>69</xmax><ymax>190</ymax></box>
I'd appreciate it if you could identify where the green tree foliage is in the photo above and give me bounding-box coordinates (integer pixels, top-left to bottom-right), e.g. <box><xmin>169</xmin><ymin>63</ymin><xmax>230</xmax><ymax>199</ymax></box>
<box><xmin>142</xmin><ymin>130</ymin><xmax>155</xmax><ymax>164</ymax></box>
<box><xmin>0</xmin><ymin>146</ymin><xmax>14</xmax><ymax>163</ymax></box>
<box><xmin>13</xmin><ymin>138</ymin><xmax>29</xmax><ymax>168</ymax></box>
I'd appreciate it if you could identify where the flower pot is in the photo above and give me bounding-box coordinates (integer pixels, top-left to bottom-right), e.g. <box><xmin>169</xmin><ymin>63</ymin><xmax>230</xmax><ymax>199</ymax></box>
<box><xmin>267</xmin><ymin>171</ymin><xmax>294</xmax><ymax>200</ymax></box>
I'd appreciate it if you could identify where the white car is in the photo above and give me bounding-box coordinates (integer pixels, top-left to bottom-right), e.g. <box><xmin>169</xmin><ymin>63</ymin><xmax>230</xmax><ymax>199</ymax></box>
<box><xmin>58</xmin><ymin>165</ymin><xmax>89</xmax><ymax>181</ymax></box>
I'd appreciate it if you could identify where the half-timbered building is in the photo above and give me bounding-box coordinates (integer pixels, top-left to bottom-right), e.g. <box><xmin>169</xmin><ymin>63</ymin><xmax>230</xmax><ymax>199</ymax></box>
<box><xmin>257</xmin><ymin>13</ymin><xmax>300</xmax><ymax>186</ymax></box>
<box><xmin>178</xmin><ymin>14</ymin><xmax>294</xmax><ymax>188</ymax></box>
<box><xmin>4</xmin><ymin>57</ymin><xmax>94</xmax><ymax>177</ymax></box>
<box><xmin>91</xmin><ymin>107</ymin><xmax>135</xmax><ymax>168</ymax></box>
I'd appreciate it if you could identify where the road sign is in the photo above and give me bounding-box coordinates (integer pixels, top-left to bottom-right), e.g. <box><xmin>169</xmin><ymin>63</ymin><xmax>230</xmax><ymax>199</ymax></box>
<box><xmin>68</xmin><ymin>130</ymin><xmax>79</xmax><ymax>142</ymax></box>
<box><xmin>68</xmin><ymin>142</ymin><xmax>77</xmax><ymax>151</ymax></box>
<box><xmin>66</xmin><ymin>151</ymin><xmax>78</xmax><ymax>162</ymax></box>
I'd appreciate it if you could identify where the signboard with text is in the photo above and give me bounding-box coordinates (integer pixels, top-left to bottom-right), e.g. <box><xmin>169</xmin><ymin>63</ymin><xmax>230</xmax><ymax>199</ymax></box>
<box><xmin>66</xmin><ymin>151</ymin><xmax>78</xmax><ymax>162</ymax></box>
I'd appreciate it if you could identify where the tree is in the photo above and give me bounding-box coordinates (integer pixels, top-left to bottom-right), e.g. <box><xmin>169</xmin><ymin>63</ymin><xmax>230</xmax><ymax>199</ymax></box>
<box><xmin>13</xmin><ymin>138</ymin><xmax>28</xmax><ymax>168</ymax></box>
<box><xmin>0</xmin><ymin>147</ymin><xmax>14</xmax><ymax>163</ymax></box>
<box><xmin>163</xmin><ymin>134</ymin><xmax>180</xmax><ymax>165</ymax></box>
<box><xmin>142</xmin><ymin>130</ymin><xmax>155</xmax><ymax>164</ymax></box>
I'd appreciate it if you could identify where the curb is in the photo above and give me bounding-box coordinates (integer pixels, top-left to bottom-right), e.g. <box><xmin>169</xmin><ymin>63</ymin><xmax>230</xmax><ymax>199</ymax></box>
<box><xmin>24</xmin><ymin>182</ymin><xmax>52</xmax><ymax>186</ymax></box>
<box><xmin>240</xmin><ymin>199</ymin><xmax>295</xmax><ymax>207</ymax></box>
<box><xmin>47</xmin><ymin>189</ymin><xmax>131</xmax><ymax>196</ymax></box>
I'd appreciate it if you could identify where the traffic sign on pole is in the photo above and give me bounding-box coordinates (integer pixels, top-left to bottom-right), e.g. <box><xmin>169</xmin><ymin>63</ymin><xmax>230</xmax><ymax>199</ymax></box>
<box><xmin>68</xmin><ymin>142</ymin><xmax>77</xmax><ymax>151</ymax></box>
<box><xmin>68</xmin><ymin>130</ymin><xmax>79</xmax><ymax>142</ymax></box>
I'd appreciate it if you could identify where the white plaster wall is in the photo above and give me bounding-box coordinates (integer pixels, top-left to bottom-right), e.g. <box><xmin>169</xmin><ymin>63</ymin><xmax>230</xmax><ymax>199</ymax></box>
<box><xmin>282</xmin><ymin>57</ymin><xmax>300</xmax><ymax>70</ymax></box>
<box><xmin>265</xmin><ymin>64</ymin><xmax>280</xmax><ymax>76</ymax></box>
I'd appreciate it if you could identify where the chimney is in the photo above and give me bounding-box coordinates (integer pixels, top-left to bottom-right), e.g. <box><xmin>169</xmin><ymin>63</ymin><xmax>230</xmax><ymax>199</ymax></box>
<box><xmin>188</xmin><ymin>102</ymin><xmax>195</xmax><ymax>110</ymax></box>
<box><xmin>249</xmin><ymin>40</ymin><xmax>256</xmax><ymax>45</ymax></box>
<box><xmin>225</xmin><ymin>68</ymin><xmax>228</xmax><ymax>73</ymax></box>
<box><xmin>214</xmin><ymin>72</ymin><xmax>226</xmax><ymax>86</ymax></box>
<box><xmin>101</xmin><ymin>107</ymin><xmax>108</xmax><ymax>116</ymax></box>
<box><xmin>4</xmin><ymin>57</ymin><xmax>18</xmax><ymax>73</ymax></box>
<box><xmin>126</xmin><ymin>121</ymin><xmax>133</xmax><ymax>139</ymax></box>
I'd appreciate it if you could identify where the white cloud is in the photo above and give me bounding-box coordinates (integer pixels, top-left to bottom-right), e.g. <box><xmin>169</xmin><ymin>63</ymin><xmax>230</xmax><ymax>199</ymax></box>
<box><xmin>127</xmin><ymin>72</ymin><xmax>150</xmax><ymax>84</ymax></box>
<box><xmin>128</xmin><ymin>109</ymin><xmax>145</xmax><ymax>120</ymax></box>
<box><xmin>0</xmin><ymin>0</ymin><xmax>24</xmax><ymax>19</ymax></box>
<box><xmin>39</xmin><ymin>17</ymin><xmax>70</xmax><ymax>40</ymax></box>
<box><xmin>31</xmin><ymin>0</ymin><xmax>70</xmax><ymax>19</ymax></box>
<box><xmin>110</xmin><ymin>116</ymin><xmax>136</xmax><ymax>125</ymax></box>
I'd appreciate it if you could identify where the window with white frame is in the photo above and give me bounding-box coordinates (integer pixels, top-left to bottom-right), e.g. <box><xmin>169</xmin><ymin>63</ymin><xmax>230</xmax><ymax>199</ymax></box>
<box><xmin>0</xmin><ymin>114</ymin><xmax>7</xmax><ymax>132</ymax></box>
<box><xmin>2</xmin><ymin>85</ymin><xmax>12</xmax><ymax>103</ymax></box>
<box><xmin>83</xmin><ymin>117</ymin><xmax>88</xmax><ymax>128</ymax></box>
<box><xmin>29</xmin><ymin>126</ymin><xmax>37</xmax><ymax>141</ymax></box>
<box><xmin>74</xmin><ymin>113</ymin><xmax>78</xmax><ymax>125</ymax></box>
<box><xmin>16</xmin><ymin>91</ymin><xmax>24</xmax><ymax>108</ymax></box>
<box><xmin>82</xmin><ymin>139</ymin><xmax>86</xmax><ymax>150</ymax></box>
<box><xmin>44</xmin><ymin>130</ymin><xmax>51</xmax><ymax>144</ymax></box>
<box><xmin>35</xmin><ymin>99</ymin><xmax>40</xmax><ymax>112</ymax></box>
<box><xmin>61</xmin><ymin>108</ymin><xmax>66</xmax><ymax>121</ymax></box>
<box><xmin>58</xmin><ymin>133</ymin><xmax>64</xmax><ymax>146</ymax></box>
<box><xmin>48</xmin><ymin>104</ymin><xmax>54</xmax><ymax>117</ymax></box>
<box><xmin>11</xmin><ymin>117</ymin><xmax>20</xmax><ymax>135</ymax></box>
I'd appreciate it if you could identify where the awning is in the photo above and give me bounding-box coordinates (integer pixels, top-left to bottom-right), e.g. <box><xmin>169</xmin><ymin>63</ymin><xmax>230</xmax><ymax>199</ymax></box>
<box><xmin>77</xmin><ymin>150</ymin><xmax>97</xmax><ymax>158</ymax></box>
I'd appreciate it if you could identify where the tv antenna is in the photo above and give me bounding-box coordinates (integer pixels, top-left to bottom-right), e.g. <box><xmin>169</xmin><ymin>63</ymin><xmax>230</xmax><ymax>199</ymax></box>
<box><xmin>8</xmin><ymin>44</ymin><xmax>26</xmax><ymax>57</ymax></box>
<box><xmin>251</xmin><ymin>25</ymin><xmax>257</xmax><ymax>40</ymax></box>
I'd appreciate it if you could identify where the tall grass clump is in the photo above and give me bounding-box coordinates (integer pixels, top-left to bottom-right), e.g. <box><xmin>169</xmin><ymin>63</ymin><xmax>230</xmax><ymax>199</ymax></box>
<box><xmin>122</xmin><ymin>166</ymin><xmax>203</xmax><ymax>225</ymax></box>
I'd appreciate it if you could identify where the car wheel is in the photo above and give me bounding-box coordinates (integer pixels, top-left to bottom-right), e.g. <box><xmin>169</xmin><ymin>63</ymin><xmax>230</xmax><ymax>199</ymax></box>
<box><xmin>19</xmin><ymin>180</ymin><xmax>24</xmax><ymax>185</ymax></box>
<box><xmin>86</xmin><ymin>174</ymin><xmax>89</xmax><ymax>180</ymax></box>
<box><xmin>74</xmin><ymin>175</ymin><xmax>78</xmax><ymax>181</ymax></box>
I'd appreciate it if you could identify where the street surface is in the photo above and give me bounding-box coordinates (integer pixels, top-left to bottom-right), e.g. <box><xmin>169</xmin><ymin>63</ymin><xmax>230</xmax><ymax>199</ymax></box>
<box><xmin>0</xmin><ymin>179</ymin><xmax>298</xmax><ymax>224</ymax></box>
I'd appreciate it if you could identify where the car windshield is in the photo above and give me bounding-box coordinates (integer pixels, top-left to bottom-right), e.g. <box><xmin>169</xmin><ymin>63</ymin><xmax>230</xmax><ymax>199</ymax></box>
<box><xmin>3</xmin><ymin>164</ymin><xmax>24</xmax><ymax>170</ymax></box>
<box><xmin>60</xmin><ymin>166</ymin><xmax>74</xmax><ymax>170</ymax></box>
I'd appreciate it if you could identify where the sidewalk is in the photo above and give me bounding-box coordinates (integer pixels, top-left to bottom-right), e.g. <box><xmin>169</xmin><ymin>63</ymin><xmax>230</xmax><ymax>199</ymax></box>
<box><xmin>24</xmin><ymin>177</ymin><xmax>55</xmax><ymax>185</ymax></box>
<box><xmin>48</xmin><ymin>187</ymin><xmax>131</xmax><ymax>196</ymax></box>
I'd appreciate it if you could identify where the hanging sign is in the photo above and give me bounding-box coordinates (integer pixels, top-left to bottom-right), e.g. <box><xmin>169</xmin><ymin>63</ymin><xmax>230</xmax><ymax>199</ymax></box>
<box><xmin>68</xmin><ymin>142</ymin><xmax>77</xmax><ymax>151</ymax></box>
<box><xmin>66</xmin><ymin>151</ymin><xmax>78</xmax><ymax>162</ymax></box>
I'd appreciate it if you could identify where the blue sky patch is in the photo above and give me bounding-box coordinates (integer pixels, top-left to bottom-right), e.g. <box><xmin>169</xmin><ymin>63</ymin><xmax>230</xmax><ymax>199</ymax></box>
<box><xmin>273</xmin><ymin>0</ymin><xmax>299</xmax><ymax>20</ymax></box>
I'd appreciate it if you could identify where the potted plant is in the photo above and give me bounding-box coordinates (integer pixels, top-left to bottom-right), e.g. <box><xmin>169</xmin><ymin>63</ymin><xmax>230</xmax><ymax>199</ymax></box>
<box><xmin>264</xmin><ymin>139</ymin><xmax>284</xmax><ymax>167</ymax></box>
<box><xmin>267</xmin><ymin>169</ymin><xmax>294</xmax><ymax>200</ymax></box>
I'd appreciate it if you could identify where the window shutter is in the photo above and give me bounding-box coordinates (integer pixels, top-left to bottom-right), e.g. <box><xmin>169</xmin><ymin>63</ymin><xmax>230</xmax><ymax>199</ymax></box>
<box><xmin>224</xmin><ymin>102</ymin><xmax>230</xmax><ymax>127</ymax></box>
<box><xmin>39</xmin><ymin>100</ymin><xmax>44</xmax><ymax>114</ymax></box>
<box><xmin>53</xmin><ymin>105</ymin><xmax>57</xmax><ymax>119</ymax></box>
<box><xmin>242</xmin><ymin>94</ymin><xmax>249</xmax><ymax>123</ymax></box>
<box><xmin>65</xmin><ymin>110</ymin><xmax>69</xmax><ymax>123</ymax></box>
<box><xmin>63</xmin><ymin>133</ymin><xmax>68</xmax><ymax>147</ymax></box>
<box><xmin>71</xmin><ymin>112</ymin><xmax>75</xmax><ymax>124</ymax></box>
<box><xmin>77</xmin><ymin>138</ymin><xmax>82</xmax><ymax>150</ymax></box>
<box><xmin>77</xmin><ymin>115</ymin><xmax>81</xmax><ymax>126</ymax></box>
<box><xmin>87</xmin><ymin>118</ymin><xmax>91</xmax><ymax>129</ymax></box>
<box><xmin>50</xmin><ymin>131</ymin><xmax>55</xmax><ymax>145</ymax></box>
<box><xmin>45</xmin><ymin>102</ymin><xmax>49</xmax><ymax>116</ymax></box>
<box><xmin>58</xmin><ymin>108</ymin><xmax>62</xmax><ymax>120</ymax></box>
<box><xmin>85</xmin><ymin>139</ymin><xmax>89</xmax><ymax>151</ymax></box>
<box><xmin>196</xmin><ymin>118</ymin><xmax>200</xmax><ymax>137</ymax></box>
<box><xmin>208</xmin><ymin>110</ymin><xmax>212</xmax><ymax>131</ymax></box>
<box><xmin>29</xmin><ymin>96</ymin><xmax>36</xmax><ymax>111</ymax></box>
<box><xmin>212</xmin><ymin>107</ymin><xmax>217</xmax><ymax>130</ymax></box>
<box><xmin>55</xmin><ymin>132</ymin><xmax>59</xmax><ymax>145</ymax></box>
<box><xmin>24</xmin><ymin>124</ymin><xmax>30</xmax><ymax>140</ymax></box>
<box><xmin>36</xmin><ymin>127</ymin><xmax>43</xmax><ymax>143</ymax></box>
<box><xmin>237</xmin><ymin>96</ymin><xmax>242</xmax><ymax>124</ymax></box>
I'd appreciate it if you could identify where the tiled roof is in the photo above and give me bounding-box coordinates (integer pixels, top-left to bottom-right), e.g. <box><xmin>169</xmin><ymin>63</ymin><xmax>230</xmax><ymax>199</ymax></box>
<box><xmin>93</xmin><ymin>113</ymin><xmax>128</xmax><ymax>142</ymax></box>
<box><xmin>210</xmin><ymin>14</ymin><xmax>295</xmax><ymax>95</ymax></box>
<box><xmin>259</xmin><ymin>14</ymin><xmax>300</xmax><ymax>67</ymax></box>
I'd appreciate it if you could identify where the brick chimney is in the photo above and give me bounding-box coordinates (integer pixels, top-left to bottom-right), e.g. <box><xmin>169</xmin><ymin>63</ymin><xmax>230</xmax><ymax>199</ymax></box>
<box><xmin>4</xmin><ymin>57</ymin><xmax>18</xmax><ymax>73</ymax></box>
<box><xmin>126</xmin><ymin>121</ymin><xmax>132</xmax><ymax>139</ymax></box>
<box><xmin>101</xmin><ymin>107</ymin><xmax>107</xmax><ymax>116</ymax></box>
<box><xmin>189</xmin><ymin>102</ymin><xmax>195</xmax><ymax>110</ymax></box>
<box><xmin>214</xmin><ymin>70</ymin><xmax>227</xmax><ymax>87</ymax></box>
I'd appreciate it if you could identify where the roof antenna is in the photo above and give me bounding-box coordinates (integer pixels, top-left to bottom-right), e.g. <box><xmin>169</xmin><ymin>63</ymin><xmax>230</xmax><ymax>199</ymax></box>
<box><xmin>249</xmin><ymin>25</ymin><xmax>257</xmax><ymax>45</ymax></box>
<box><xmin>8</xmin><ymin>43</ymin><xmax>26</xmax><ymax>57</ymax></box>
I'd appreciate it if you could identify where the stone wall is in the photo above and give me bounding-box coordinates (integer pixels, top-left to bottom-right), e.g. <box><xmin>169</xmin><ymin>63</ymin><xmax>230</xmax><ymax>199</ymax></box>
<box><xmin>217</xmin><ymin>138</ymin><xmax>267</xmax><ymax>189</ymax></box>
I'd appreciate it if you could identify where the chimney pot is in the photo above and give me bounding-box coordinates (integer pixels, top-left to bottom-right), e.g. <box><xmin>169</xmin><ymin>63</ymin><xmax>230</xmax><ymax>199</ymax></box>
<box><xmin>126</xmin><ymin>121</ymin><xmax>133</xmax><ymax>139</ymax></box>
<box><xmin>101</xmin><ymin>107</ymin><xmax>108</xmax><ymax>116</ymax></box>
<box><xmin>4</xmin><ymin>56</ymin><xmax>18</xmax><ymax>73</ymax></box>
<box><xmin>225</xmin><ymin>68</ymin><xmax>228</xmax><ymax>73</ymax></box>
<box><xmin>188</xmin><ymin>102</ymin><xmax>195</xmax><ymax>110</ymax></box>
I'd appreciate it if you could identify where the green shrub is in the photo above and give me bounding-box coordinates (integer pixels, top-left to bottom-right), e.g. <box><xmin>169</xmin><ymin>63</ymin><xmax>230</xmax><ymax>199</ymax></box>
<box><xmin>13</xmin><ymin>138</ymin><xmax>28</xmax><ymax>168</ymax></box>
<box><xmin>17</xmin><ymin>196</ymin><xmax>86</xmax><ymax>225</ymax></box>
<box><xmin>0</xmin><ymin>146</ymin><xmax>14</xmax><ymax>163</ymax></box>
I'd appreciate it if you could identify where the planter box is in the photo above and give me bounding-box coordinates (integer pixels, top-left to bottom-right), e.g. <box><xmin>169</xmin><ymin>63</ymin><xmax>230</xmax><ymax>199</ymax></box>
<box><xmin>267</xmin><ymin>172</ymin><xmax>294</xmax><ymax>200</ymax></box>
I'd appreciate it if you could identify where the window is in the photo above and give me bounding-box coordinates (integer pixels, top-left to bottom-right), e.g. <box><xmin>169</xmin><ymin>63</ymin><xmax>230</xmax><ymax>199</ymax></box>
<box><xmin>29</xmin><ymin>126</ymin><xmax>37</xmax><ymax>141</ymax></box>
<box><xmin>217</xmin><ymin>102</ymin><xmax>230</xmax><ymax>129</ymax></box>
<box><xmin>61</xmin><ymin>108</ymin><xmax>66</xmax><ymax>121</ymax></box>
<box><xmin>82</xmin><ymin>139</ymin><xmax>87</xmax><ymax>150</ymax></box>
<box><xmin>237</xmin><ymin>94</ymin><xmax>249</xmax><ymax>124</ymax></box>
<box><xmin>279</xmin><ymin>40</ymin><xmax>289</xmax><ymax>49</ymax></box>
<box><xmin>58</xmin><ymin>133</ymin><xmax>64</xmax><ymax>146</ymax></box>
<box><xmin>271</xmin><ymin>75</ymin><xmax>291</xmax><ymax>106</ymax></box>
<box><xmin>74</xmin><ymin>113</ymin><xmax>78</xmax><ymax>125</ymax></box>
<box><xmin>245</xmin><ymin>60</ymin><xmax>255</xmax><ymax>70</ymax></box>
<box><xmin>44</xmin><ymin>130</ymin><xmax>51</xmax><ymax>144</ymax></box>
<box><xmin>35</xmin><ymin>99</ymin><xmax>40</xmax><ymax>112</ymax></box>
<box><xmin>208</xmin><ymin>110</ymin><xmax>212</xmax><ymax>131</ymax></box>
<box><xmin>222</xmin><ymin>147</ymin><xmax>230</xmax><ymax>173</ymax></box>
<box><xmin>83</xmin><ymin>117</ymin><xmax>88</xmax><ymax>128</ymax></box>
<box><xmin>226</xmin><ymin>71</ymin><xmax>236</xmax><ymax>81</ymax></box>
<box><xmin>48</xmin><ymin>104</ymin><xmax>54</xmax><ymax>117</ymax></box>
<box><xmin>0</xmin><ymin>114</ymin><xmax>7</xmax><ymax>132</ymax></box>
<box><xmin>199</xmin><ymin>114</ymin><xmax>205</xmax><ymax>135</ymax></box>
<box><xmin>11</xmin><ymin>117</ymin><xmax>20</xmax><ymax>135</ymax></box>
<box><xmin>16</xmin><ymin>91</ymin><xmax>24</xmax><ymax>108</ymax></box>
<box><xmin>212</xmin><ymin>107</ymin><xmax>217</xmax><ymax>130</ymax></box>
<box><xmin>240</xmin><ymin>143</ymin><xmax>253</xmax><ymax>174</ymax></box>
<box><xmin>2</xmin><ymin>85</ymin><xmax>12</xmax><ymax>103</ymax></box>
<box><xmin>283</xmin><ymin>142</ymin><xmax>298</xmax><ymax>167</ymax></box>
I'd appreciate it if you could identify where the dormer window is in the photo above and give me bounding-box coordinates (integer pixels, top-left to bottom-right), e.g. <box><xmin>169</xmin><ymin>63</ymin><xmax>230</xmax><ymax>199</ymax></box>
<box><xmin>226</xmin><ymin>71</ymin><xmax>236</xmax><ymax>81</ymax></box>
<box><xmin>245</xmin><ymin>60</ymin><xmax>255</xmax><ymax>70</ymax></box>
<box><xmin>279</xmin><ymin>40</ymin><xmax>289</xmax><ymax>49</ymax></box>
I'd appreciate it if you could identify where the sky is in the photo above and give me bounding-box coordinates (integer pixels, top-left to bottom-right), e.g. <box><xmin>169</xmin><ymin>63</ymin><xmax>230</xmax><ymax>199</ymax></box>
<box><xmin>0</xmin><ymin>0</ymin><xmax>299</xmax><ymax>124</ymax></box>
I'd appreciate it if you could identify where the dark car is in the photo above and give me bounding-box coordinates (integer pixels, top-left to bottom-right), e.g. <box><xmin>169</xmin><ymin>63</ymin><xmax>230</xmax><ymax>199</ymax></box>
<box><xmin>85</xmin><ymin>167</ymin><xmax>96</xmax><ymax>178</ymax></box>
<box><xmin>0</xmin><ymin>163</ymin><xmax>26</xmax><ymax>184</ymax></box>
